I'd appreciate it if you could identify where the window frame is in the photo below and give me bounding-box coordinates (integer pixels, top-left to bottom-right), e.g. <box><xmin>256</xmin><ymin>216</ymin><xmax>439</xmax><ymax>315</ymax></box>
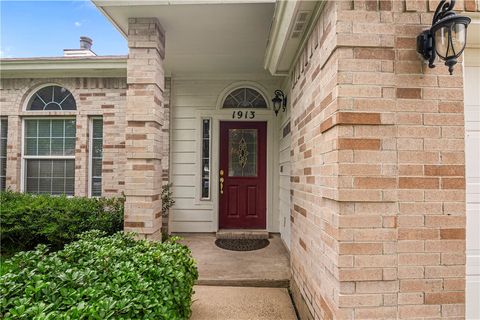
<box><xmin>88</xmin><ymin>116</ymin><xmax>103</xmax><ymax>197</ymax></box>
<box><xmin>222</xmin><ymin>87</ymin><xmax>268</xmax><ymax>109</ymax></box>
<box><xmin>0</xmin><ymin>117</ymin><xmax>7</xmax><ymax>191</ymax></box>
<box><xmin>23</xmin><ymin>83</ymin><xmax>77</xmax><ymax>112</ymax></box>
<box><xmin>200</xmin><ymin>117</ymin><xmax>212</xmax><ymax>201</ymax></box>
<box><xmin>215</xmin><ymin>82</ymin><xmax>272</xmax><ymax>111</ymax></box>
<box><xmin>21</xmin><ymin>117</ymin><xmax>76</xmax><ymax>194</ymax></box>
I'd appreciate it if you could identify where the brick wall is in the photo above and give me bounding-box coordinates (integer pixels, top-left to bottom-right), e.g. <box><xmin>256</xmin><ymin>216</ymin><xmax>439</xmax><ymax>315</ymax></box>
<box><xmin>289</xmin><ymin>0</ymin><xmax>476</xmax><ymax>318</ymax></box>
<box><xmin>0</xmin><ymin>77</ymin><xmax>127</xmax><ymax>197</ymax></box>
<box><xmin>0</xmin><ymin>73</ymin><xmax>172</xmax><ymax>236</ymax></box>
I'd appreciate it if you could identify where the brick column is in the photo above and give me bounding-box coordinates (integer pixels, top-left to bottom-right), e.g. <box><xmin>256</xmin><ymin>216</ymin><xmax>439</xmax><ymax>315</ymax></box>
<box><xmin>289</xmin><ymin>0</ymin><xmax>469</xmax><ymax>319</ymax></box>
<box><xmin>124</xmin><ymin>18</ymin><xmax>166</xmax><ymax>240</ymax></box>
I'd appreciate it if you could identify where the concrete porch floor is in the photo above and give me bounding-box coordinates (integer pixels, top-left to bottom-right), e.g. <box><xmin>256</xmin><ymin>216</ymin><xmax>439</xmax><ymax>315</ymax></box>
<box><xmin>179</xmin><ymin>233</ymin><xmax>291</xmax><ymax>287</ymax></box>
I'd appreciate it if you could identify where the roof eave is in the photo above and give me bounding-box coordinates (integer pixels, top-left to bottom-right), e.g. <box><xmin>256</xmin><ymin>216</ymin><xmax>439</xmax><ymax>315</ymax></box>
<box><xmin>263</xmin><ymin>0</ymin><xmax>324</xmax><ymax>76</ymax></box>
<box><xmin>0</xmin><ymin>57</ymin><xmax>127</xmax><ymax>79</ymax></box>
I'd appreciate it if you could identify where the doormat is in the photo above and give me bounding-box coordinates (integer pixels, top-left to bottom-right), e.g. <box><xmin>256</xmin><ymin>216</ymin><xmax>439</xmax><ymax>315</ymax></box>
<box><xmin>215</xmin><ymin>239</ymin><xmax>270</xmax><ymax>251</ymax></box>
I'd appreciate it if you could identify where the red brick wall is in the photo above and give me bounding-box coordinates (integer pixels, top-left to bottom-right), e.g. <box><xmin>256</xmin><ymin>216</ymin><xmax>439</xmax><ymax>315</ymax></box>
<box><xmin>289</xmin><ymin>0</ymin><xmax>475</xmax><ymax>318</ymax></box>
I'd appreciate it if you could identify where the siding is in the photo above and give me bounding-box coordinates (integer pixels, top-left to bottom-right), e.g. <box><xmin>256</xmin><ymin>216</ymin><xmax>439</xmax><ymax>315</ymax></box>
<box><xmin>169</xmin><ymin>78</ymin><xmax>282</xmax><ymax>233</ymax></box>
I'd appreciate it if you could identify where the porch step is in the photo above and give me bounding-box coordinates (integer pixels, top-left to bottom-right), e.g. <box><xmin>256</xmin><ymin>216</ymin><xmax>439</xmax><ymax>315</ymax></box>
<box><xmin>196</xmin><ymin>278</ymin><xmax>290</xmax><ymax>288</ymax></box>
<box><xmin>216</xmin><ymin>229</ymin><xmax>269</xmax><ymax>239</ymax></box>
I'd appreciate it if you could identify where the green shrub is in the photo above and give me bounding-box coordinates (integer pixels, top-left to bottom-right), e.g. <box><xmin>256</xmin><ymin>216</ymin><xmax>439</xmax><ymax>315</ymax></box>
<box><xmin>0</xmin><ymin>191</ymin><xmax>124</xmax><ymax>254</ymax></box>
<box><xmin>161</xmin><ymin>183</ymin><xmax>175</xmax><ymax>216</ymax></box>
<box><xmin>1</xmin><ymin>231</ymin><xmax>198</xmax><ymax>319</ymax></box>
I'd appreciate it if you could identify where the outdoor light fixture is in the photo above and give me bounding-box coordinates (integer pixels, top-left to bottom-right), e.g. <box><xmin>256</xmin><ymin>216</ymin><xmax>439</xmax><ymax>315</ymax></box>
<box><xmin>272</xmin><ymin>90</ymin><xmax>287</xmax><ymax>116</ymax></box>
<box><xmin>416</xmin><ymin>0</ymin><xmax>471</xmax><ymax>75</ymax></box>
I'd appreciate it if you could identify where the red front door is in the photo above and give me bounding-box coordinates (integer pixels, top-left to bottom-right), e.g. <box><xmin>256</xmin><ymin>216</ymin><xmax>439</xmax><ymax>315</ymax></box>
<box><xmin>219</xmin><ymin>121</ymin><xmax>267</xmax><ymax>229</ymax></box>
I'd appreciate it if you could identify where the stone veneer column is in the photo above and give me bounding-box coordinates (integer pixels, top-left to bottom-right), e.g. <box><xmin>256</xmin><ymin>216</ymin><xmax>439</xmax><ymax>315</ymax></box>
<box><xmin>124</xmin><ymin>18</ymin><xmax>166</xmax><ymax>240</ymax></box>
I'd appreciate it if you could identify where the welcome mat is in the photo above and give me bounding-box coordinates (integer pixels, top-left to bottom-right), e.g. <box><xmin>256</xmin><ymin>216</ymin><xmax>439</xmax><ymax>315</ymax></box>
<box><xmin>215</xmin><ymin>238</ymin><xmax>270</xmax><ymax>251</ymax></box>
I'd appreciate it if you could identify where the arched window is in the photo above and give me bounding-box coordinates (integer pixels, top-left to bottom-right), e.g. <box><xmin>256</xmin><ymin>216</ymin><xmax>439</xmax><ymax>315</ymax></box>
<box><xmin>23</xmin><ymin>85</ymin><xmax>78</xmax><ymax>196</ymax></box>
<box><xmin>222</xmin><ymin>88</ymin><xmax>267</xmax><ymax>108</ymax></box>
<box><xmin>27</xmin><ymin>85</ymin><xmax>76</xmax><ymax>111</ymax></box>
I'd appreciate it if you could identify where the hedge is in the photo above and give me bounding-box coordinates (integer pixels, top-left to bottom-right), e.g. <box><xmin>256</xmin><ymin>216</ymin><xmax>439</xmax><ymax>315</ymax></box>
<box><xmin>0</xmin><ymin>231</ymin><xmax>198</xmax><ymax>319</ymax></box>
<box><xmin>0</xmin><ymin>191</ymin><xmax>124</xmax><ymax>254</ymax></box>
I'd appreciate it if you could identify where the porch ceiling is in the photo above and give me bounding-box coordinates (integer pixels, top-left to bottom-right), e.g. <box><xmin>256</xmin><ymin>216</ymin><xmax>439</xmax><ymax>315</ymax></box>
<box><xmin>93</xmin><ymin>1</ymin><xmax>276</xmax><ymax>76</ymax></box>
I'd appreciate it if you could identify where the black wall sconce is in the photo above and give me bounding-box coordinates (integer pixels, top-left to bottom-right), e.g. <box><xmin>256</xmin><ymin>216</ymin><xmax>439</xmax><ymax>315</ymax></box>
<box><xmin>272</xmin><ymin>90</ymin><xmax>287</xmax><ymax>116</ymax></box>
<box><xmin>416</xmin><ymin>0</ymin><xmax>471</xmax><ymax>75</ymax></box>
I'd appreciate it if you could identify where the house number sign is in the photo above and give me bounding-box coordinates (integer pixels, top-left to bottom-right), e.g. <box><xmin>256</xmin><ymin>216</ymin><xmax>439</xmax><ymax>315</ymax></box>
<box><xmin>232</xmin><ymin>110</ymin><xmax>256</xmax><ymax>119</ymax></box>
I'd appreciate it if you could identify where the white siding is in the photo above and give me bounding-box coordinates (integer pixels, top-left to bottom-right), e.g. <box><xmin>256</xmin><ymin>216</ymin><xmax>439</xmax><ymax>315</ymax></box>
<box><xmin>465</xmin><ymin>48</ymin><xmax>480</xmax><ymax>320</ymax></box>
<box><xmin>169</xmin><ymin>77</ymin><xmax>282</xmax><ymax>233</ymax></box>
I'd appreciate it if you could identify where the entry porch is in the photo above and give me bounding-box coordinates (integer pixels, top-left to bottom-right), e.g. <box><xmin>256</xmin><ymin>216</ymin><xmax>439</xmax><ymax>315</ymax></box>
<box><xmin>180</xmin><ymin>233</ymin><xmax>290</xmax><ymax>287</ymax></box>
<box><xmin>179</xmin><ymin>233</ymin><xmax>296</xmax><ymax>319</ymax></box>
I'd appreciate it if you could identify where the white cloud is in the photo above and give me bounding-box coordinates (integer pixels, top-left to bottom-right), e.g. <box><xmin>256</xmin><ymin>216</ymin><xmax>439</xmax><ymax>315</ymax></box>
<box><xmin>74</xmin><ymin>21</ymin><xmax>82</xmax><ymax>27</ymax></box>
<box><xmin>0</xmin><ymin>47</ymin><xmax>13</xmax><ymax>58</ymax></box>
<box><xmin>74</xmin><ymin>1</ymin><xmax>96</xmax><ymax>11</ymax></box>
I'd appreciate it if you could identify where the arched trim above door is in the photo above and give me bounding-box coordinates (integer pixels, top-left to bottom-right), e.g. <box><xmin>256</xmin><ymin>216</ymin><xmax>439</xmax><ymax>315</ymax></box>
<box><xmin>216</xmin><ymin>82</ymin><xmax>271</xmax><ymax>110</ymax></box>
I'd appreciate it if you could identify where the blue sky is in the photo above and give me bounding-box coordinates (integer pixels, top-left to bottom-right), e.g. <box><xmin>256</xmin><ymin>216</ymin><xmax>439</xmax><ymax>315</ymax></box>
<box><xmin>0</xmin><ymin>1</ymin><xmax>127</xmax><ymax>58</ymax></box>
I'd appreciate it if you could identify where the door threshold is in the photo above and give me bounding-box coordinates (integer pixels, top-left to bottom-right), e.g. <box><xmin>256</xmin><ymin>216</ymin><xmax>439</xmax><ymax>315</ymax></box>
<box><xmin>216</xmin><ymin>229</ymin><xmax>269</xmax><ymax>239</ymax></box>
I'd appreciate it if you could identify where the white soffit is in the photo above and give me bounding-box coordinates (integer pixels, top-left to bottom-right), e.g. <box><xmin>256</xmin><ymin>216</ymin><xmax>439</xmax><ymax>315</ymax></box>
<box><xmin>264</xmin><ymin>1</ymin><xmax>322</xmax><ymax>76</ymax></box>
<box><xmin>93</xmin><ymin>1</ymin><xmax>276</xmax><ymax>75</ymax></box>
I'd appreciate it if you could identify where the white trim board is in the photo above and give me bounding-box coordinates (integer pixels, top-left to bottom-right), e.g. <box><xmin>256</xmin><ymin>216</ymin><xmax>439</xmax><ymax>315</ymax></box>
<box><xmin>465</xmin><ymin>46</ymin><xmax>480</xmax><ymax>320</ymax></box>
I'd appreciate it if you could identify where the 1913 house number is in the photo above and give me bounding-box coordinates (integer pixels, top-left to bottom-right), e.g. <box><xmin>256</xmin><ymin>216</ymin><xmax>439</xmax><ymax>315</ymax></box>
<box><xmin>232</xmin><ymin>110</ymin><xmax>255</xmax><ymax>119</ymax></box>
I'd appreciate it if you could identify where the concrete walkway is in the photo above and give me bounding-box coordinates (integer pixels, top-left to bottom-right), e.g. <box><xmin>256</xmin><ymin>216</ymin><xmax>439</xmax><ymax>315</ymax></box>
<box><xmin>191</xmin><ymin>286</ymin><xmax>297</xmax><ymax>320</ymax></box>
<box><xmin>179</xmin><ymin>234</ymin><xmax>296</xmax><ymax>319</ymax></box>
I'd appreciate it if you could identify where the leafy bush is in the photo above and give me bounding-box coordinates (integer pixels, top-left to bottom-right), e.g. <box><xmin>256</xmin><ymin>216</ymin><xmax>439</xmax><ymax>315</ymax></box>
<box><xmin>161</xmin><ymin>183</ymin><xmax>175</xmax><ymax>216</ymax></box>
<box><xmin>0</xmin><ymin>191</ymin><xmax>124</xmax><ymax>254</ymax></box>
<box><xmin>1</xmin><ymin>231</ymin><xmax>198</xmax><ymax>319</ymax></box>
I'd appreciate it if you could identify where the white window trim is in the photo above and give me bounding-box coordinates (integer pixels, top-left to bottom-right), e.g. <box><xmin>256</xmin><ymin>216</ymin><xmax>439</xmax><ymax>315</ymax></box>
<box><xmin>200</xmin><ymin>117</ymin><xmax>212</xmax><ymax>201</ymax></box>
<box><xmin>88</xmin><ymin>116</ymin><xmax>103</xmax><ymax>197</ymax></box>
<box><xmin>23</xmin><ymin>83</ymin><xmax>77</xmax><ymax>112</ymax></box>
<box><xmin>0</xmin><ymin>117</ymin><xmax>8</xmax><ymax>191</ymax></box>
<box><xmin>215</xmin><ymin>81</ymin><xmax>272</xmax><ymax>110</ymax></box>
<box><xmin>21</xmin><ymin>117</ymin><xmax>76</xmax><ymax>194</ymax></box>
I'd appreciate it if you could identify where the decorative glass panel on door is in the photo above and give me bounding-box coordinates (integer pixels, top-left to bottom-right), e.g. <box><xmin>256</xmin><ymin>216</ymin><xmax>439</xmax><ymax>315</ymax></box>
<box><xmin>228</xmin><ymin>129</ymin><xmax>257</xmax><ymax>177</ymax></box>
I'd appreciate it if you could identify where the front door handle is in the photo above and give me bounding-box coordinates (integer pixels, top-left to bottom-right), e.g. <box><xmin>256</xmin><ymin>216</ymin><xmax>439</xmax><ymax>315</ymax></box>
<box><xmin>220</xmin><ymin>170</ymin><xmax>224</xmax><ymax>195</ymax></box>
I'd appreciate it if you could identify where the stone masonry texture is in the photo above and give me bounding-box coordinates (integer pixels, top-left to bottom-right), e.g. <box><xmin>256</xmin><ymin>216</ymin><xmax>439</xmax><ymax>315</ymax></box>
<box><xmin>288</xmin><ymin>0</ymin><xmax>477</xmax><ymax>319</ymax></box>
